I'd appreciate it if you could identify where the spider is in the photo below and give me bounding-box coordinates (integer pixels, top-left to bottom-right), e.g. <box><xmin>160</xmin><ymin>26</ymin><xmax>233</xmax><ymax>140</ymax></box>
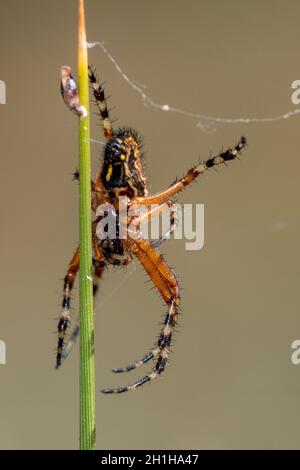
<box><xmin>56</xmin><ymin>65</ymin><xmax>247</xmax><ymax>394</ymax></box>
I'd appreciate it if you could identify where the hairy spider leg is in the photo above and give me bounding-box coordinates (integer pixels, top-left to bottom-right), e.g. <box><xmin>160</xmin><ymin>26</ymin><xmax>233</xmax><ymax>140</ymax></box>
<box><xmin>101</xmin><ymin>236</ymin><xmax>180</xmax><ymax>393</ymax></box>
<box><xmin>132</xmin><ymin>137</ymin><xmax>247</xmax><ymax>206</ymax></box>
<box><xmin>58</xmin><ymin>241</ymin><xmax>106</xmax><ymax>366</ymax></box>
<box><xmin>88</xmin><ymin>65</ymin><xmax>113</xmax><ymax>140</ymax></box>
<box><xmin>56</xmin><ymin>248</ymin><xmax>80</xmax><ymax>368</ymax></box>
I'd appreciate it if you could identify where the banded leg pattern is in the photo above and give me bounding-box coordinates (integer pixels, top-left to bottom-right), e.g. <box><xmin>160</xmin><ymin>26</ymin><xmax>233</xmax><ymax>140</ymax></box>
<box><xmin>102</xmin><ymin>299</ymin><xmax>179</xmax><ymax>393</ymax></box>
<box><xmin>56</xmin><ymin>248</ymin><xmax>80</xmax><ymax>369</ymax></box>
<box><xmin>88</xmin><ymin>66</ymin><xmax>113</xmax><ymax>140</ymax></box>
<box><xmin>59</xmin><ymin>257</ymin><xmax>106</xmax><ymax>366</ymax></box>
<box><xmin>102</xmin><ymin>237</ymin><xmax>180</xmax><ymax>393</ymax></box>
<box><xmin>133</xmin><ymin>136</ymin><xmax>247</xmax><ymax>206</ymax></box>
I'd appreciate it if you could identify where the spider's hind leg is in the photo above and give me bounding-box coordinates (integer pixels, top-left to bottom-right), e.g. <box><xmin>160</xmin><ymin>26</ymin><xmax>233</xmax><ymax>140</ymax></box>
<box><xmin>59</xmin><ymin>250</ymin><xmax>106</xmax><ymax>366</ymax></box>
<box><xmin>56</xmin><ymin>247</ymin><xmax>80</xmax><ymax>369</ymax></box>
<box><xmin>88</xmin><ymin>65</ymin><xmax>114</xmax><ymax>140</ymax></box>
<box><xmin>102</xmin><ymin>237</ymin><xmax>180</xmax><ymax>393</ymax></box>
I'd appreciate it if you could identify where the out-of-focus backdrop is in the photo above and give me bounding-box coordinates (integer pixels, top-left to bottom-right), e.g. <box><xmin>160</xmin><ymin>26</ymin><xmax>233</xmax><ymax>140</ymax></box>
<box><xmin>0</xmin><ymin>0</ymin><xmax>299</xmax><ymax>449</ymax></box>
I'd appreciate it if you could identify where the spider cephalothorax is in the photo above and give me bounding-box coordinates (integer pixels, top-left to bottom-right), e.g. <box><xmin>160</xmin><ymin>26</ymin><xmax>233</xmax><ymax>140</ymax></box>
<box><xmin>56</xmin><ymin>65</ymin><xmax>247</xmax><ymax>393</ymax></box>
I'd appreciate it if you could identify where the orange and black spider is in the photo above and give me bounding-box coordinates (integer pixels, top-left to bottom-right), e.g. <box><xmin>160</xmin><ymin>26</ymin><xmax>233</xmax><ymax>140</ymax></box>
<box><xmin>56</xmin><ymin>65</ymin><xmax>247</xmax><ymax>394</ymax></box>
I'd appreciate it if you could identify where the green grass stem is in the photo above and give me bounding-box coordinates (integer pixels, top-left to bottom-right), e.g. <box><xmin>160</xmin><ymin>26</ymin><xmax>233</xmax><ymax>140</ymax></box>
<box><xmin>78</xmin><ymin>0</ymin><xmax>96</xmax><ymax>451</ymax></box>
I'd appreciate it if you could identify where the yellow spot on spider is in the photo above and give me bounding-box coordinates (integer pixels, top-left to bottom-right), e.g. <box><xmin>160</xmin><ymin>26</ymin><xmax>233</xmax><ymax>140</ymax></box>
<box><xmin>120</xmin><ymin>154</ymin><xmax>126</xmax><ymax>161</ymax></box>
<box><xmin>106</xmin><ymin>164</ymin><xmax>113</xmax><ymax>181</ymax></box>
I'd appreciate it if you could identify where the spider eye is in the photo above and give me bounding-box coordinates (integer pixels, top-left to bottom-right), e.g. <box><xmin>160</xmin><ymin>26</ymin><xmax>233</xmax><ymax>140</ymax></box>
<box><xmin>106</xmin><ymin>141</ymin><xmax>123</xmax><ymax>159</ymax></box>
<box><xmin>112</xmin><ymin>145</ymin><xmax>120</xmax><ymax>155</ymax></box>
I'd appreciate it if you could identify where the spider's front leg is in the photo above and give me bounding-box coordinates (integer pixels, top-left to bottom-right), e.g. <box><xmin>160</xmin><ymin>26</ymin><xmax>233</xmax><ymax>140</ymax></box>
<box><xmin>132</xmin><ymin>137</ymin><xmax>247</xmax><ymax>206</ymax></box>
<box><xmin>101</xmin><ymin>236</ymin><xmax>180</xmax><ymax>394</ymax></box>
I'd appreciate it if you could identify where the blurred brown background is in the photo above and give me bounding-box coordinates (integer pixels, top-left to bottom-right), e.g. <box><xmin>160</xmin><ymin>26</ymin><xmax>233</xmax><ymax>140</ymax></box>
<box><xmin>0</xmin><ymin>0</ymin><xmax>300</xmax><ymax>450</ymax></box>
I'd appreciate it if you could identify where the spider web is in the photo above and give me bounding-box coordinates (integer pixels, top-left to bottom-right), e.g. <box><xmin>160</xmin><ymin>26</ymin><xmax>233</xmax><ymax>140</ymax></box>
<box><xmin>87</xmin><ymin>40</ymin><xmax>300</xmax><ymax>134</ymax></box>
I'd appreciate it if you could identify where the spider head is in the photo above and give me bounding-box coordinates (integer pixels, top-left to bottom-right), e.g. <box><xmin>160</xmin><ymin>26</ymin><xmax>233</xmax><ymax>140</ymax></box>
<box><xmin>101</xmin><ymin>128</ymin><xmax>147</xmax><ymax>198</ymax></box>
